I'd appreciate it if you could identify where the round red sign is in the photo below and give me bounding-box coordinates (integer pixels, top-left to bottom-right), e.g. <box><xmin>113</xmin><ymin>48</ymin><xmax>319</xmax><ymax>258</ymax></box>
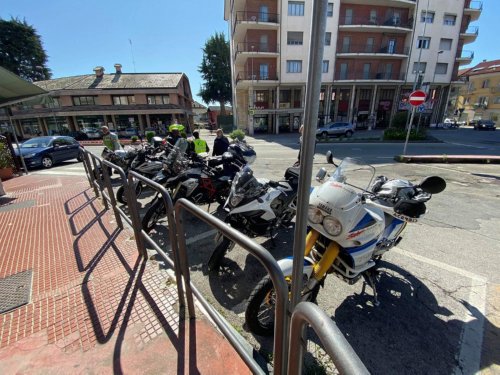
<box><xmin>408</xmin><ymin>90</ymin><xmax>427</xmax><ymax>106</ymax></box>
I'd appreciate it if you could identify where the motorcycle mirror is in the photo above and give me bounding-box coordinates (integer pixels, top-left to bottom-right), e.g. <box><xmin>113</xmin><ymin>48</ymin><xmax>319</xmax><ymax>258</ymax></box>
<box><xmin>419</xmin><ymin>176</ymin><xmax>446</xmax><ymax>194</ymax></box>
<box><xmin>316</xmin><ymin>167</ymin><xmax>328</xmax><ymax>181</ymax></box>
<box><xmin>326</xmin><ymin>150</ymin><xmax>333</xmax><ymax>164</ymax></box>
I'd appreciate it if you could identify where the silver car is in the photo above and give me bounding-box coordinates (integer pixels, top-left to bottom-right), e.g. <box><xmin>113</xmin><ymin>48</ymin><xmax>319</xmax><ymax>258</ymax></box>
<box><xmin>316</xmin><ymin>122</ymin><xmax>355</xmax><ymax>138</ymax></box>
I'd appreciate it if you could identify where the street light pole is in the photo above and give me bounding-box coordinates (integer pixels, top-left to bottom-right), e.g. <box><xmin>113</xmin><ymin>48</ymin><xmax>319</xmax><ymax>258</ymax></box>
<box><xmin>432</xmin><ymin>50</ymin><xmax>444</xmax><ymax>124</ymax></box>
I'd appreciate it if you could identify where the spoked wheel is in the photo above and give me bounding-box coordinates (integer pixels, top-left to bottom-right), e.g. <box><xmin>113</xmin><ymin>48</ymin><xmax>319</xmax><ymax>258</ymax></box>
<box><xmin>141</xmin><ymin>200</ymin><xmax>167</xmax><ymax>233</ymax></box>
<box><xmin>41</xmin><ymin>156</ymin><xmax>53</xmax><ymax>168</ymax></box>
<box><xmin>207</xmin><ymin>236</ymin><xmax>233</xmax><ymax>274</ymax></box>
<box><xmin>245</xmin><ymin>275</ymin><xmax>320</xmax><ymax>336</ymax></box>
<box><xmin>116</xmin><ymin>181</ymin><xmax>143</xmax><ymax>204</ymax></box>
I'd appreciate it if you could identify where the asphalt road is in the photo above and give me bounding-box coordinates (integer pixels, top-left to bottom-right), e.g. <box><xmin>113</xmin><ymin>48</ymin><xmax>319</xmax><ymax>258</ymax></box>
<box><xmin>26</xmin><ymin>128</ymin><xmax>500</xmax><ymax>374</ymax></box>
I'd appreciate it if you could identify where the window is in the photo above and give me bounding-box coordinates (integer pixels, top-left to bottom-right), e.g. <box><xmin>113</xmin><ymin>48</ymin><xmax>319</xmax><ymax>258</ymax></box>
<box><xmin>443</xmin><ymin>14</ymin><xmax>456</xmax><ymax>26</ymax></box>
<box><xmin>325</xmin><ymin>32</ymin><xmax>331</xmax><ymax>46</ymax></box>
<box><xmin>287</xmin><ymin>32</ymin><xmax>303</xmax><ymax>45</ymax></box>
<box><xmin>288</xmin><ymin>1</ymin><xmax>304</xmax><ymax>16</ymax></box>
<box><xmin>494</xmin><ymin>96</ymin><xmax>500</xmax><ymax>104</ymax></box>
<box><xmin>417</xmin><ymin>37</ymin><xmax>431</xmax><ymax>49</ymax></box>
<box><xmin>112</xmin><ymin>95</ymin><xmax>135</xmax><ymax>105</ymax></box>
<box><xmin>345</xmin><ymin>8</ymin><xmax>353</xmax><ymax>25</ymax></box>
<box><xmin>439</xmin><ymin>38</ymin><xmax>452</xmax><ymax>51</ymax></box>
<box><xmin>255</xmin><ymin>90</ymin><xmax>269</xmax><ymax>103</ymax></box>
<box><xmin>287</xmin><ymin>60</ymin><xmax>302</xmax><ymax>73</ymax></box>
<box><xmin>369</xmin><ymin>10</ymin><xmax>377</xmax><ymax>24</ymax></box>
<box><xmin>342</xmin><ymin>36</ymin><xmax>351</xmax><ymax>53</ymax></box>
<box><xmin>363</xmin><ymin>63</ymin><xmax>371</xmax><ymax>79</ymax></box>
<box><xmin>327</xmin><ymin>3</ymin><xmax>333</xmax><ymax>17</ymax></box>
<box><xmin>482</xmin><ymin>80</ymin><xmax>490</xmax><ymax>88</ymax></box>
<box><xmin>340</xmin><ymin>63</ymin><xmax>348</xmax><ymax>79</ymax></box>
<box><xmin>366</xmin><ymin>37</ymin><xmax>374</xmax><ymax>52</ymax></box>
<box><xmin>72</xmin><ymin>96</ymin><xmax>96</xmax><ymax>106</ymax></box>
<box><xmin>413</xmin><ymin>62</ymin><xmax>427</xmax><ymax>73</ymax></box>
<box><xmin>436</xmin><ymin>63</ymin><xmax>448</xmax><ymax>75</ymax></box>
<box><xmin>322</xmin><ymin>60</ymin><xmax>329</xmax><ymax>73</ymax></box>
<box><xmin>421</xmin><ymin>11</ymin><xmax>434</xmax><ymax>23</ymax></box>
<box><xmin>147</xmin><ymin>95</ymin><xmax>170</xmax><ymax>105</ymax></box>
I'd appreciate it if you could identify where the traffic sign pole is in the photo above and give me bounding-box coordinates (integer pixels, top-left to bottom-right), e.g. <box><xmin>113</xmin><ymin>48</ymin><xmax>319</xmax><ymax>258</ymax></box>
<box><xmin>403</xmin><ymin>106</ymin><xmax>416</xmax><ymax>155</ymax></box>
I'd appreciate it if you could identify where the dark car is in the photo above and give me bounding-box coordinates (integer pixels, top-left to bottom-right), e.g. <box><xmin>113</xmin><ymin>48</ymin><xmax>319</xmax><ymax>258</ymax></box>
<box><xmin>14</xmin><ymin>136</ymin><xmax>83</xmax><ymax>169</ymax></box>
<box><xmin>67</xmin><ymin>131</ymin><xmax>89</xmax><ymax>141</ymax></box>
<box><xmin>474</xmin><ymin>120</ymin><xmax>496</xmax><ymax>131</ymax></box>
<box><xmin>316</xmin><ymin>122</ymin><xmax>355</xmax><ymax>138</ymax></box>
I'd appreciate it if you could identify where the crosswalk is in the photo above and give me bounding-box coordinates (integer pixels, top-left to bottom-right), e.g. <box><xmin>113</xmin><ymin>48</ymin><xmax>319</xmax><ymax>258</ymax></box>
<box><xmin>30</xmin><ymin>164</ymin><xmax>87</xmax><ymax>176</ymax></box>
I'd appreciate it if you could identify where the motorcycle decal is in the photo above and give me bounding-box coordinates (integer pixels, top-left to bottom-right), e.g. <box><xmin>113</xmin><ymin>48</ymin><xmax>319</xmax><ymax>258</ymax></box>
<box><xmin>351</xmin><ymin>213</ymin><xmax>377</xmax><ymax>231</ymax></box>
<box><xmin>285</xmin><ymin>256</ymin><xmax>315</xmax><ymax>266</ymax></box>
<box><xmin>344</xmin><ymin>238</ymin><xmax>377</xmax><ymax>254</ymax></box>
<box><xmin>347</xmin><ymin>228</ymin><xmax>366</xmax><ymax>239</ymax></box>
<box><xmin>200</xmin><ymin>177</ymin><xmax>217</xmax><ymax>198</ymax></box>
<box><xmin>318</xmin><ymin>202</ymin><xmax>332</xmax><ymax>215</ymax></box>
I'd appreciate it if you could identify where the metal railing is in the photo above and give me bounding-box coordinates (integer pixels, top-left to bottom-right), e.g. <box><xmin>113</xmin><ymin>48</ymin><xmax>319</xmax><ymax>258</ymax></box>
<box><xmin>236</xmin><ymin>42</ymin><xmax>279</xmax><ymax>54</ymax></box>
<box><xmin>336</xmin><ymin>43</ymin><xmax>409</xmax><ymax>55</ymax></box>
<box><xmin>339</xmin><ymin>15</ymin><xmax>413</xmax><ymax>29</ymax></box>
<box><xmin>236</xmin><ymin>71</ymin><xmax>278</xmax><ymax>82</ymax></box>
<box><xmin>335</xmin><ymin>71</ymin><xmax>405</xmax><ymax>81</ymax></box>
<box><xmin>235</xmin><ymin>10</ymin><xmax>279</xmax><ymax>24</ymax></box>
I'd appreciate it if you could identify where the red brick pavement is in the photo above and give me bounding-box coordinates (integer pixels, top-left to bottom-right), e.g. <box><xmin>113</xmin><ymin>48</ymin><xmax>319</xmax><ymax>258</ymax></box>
<box><xmin>0</xmin><ymin>175</ymin><xmax>251</xmax><ymax>374</ymax></box>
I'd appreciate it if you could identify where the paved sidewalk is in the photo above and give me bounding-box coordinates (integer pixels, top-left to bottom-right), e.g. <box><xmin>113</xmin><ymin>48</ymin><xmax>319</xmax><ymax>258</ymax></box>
<box><xmin>0</xmin><ymin>175</ymin><xmax>251</xmax><ymax>374</ymax></box>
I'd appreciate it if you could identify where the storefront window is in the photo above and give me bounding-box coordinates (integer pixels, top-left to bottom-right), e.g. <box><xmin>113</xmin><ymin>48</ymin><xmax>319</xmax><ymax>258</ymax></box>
<box><xmin>46</xmin><ymin>117</ymin><xmax>67</xmax><ymax>135</ymax></box>
<box><xmin>76</xmin><ymin>116</ymin><xmax>105</xmax><ymax>130</ymax></box>
<box><xmin>254</xmin><ymin>115</ymin><xmax>268</xmax><ymax>133</ymax></box>
<box><xmin>21</xmin><ymin>119</ymin><xmax>42</xmax><ymax>137</ymax></box>
<box><xmin>279</xmin><ymin>116</ymin><xmax>291</xmax><ymax>132</ymax></box>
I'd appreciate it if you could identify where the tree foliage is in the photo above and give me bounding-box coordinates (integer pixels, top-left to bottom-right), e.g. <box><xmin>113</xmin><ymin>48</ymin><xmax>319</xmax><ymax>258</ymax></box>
<box><xmin>0</xmin><ymin>17</ymin><xmax>51</xmax><ymax>81</ymax></box>
<box><xmin>198</xmin><ymin>32</ymin><xmax>231</xmax><ymax>115</ymax></box>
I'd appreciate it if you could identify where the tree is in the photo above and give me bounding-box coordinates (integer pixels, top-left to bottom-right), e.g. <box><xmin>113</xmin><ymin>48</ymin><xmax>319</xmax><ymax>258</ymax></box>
<box><xmin>0</xmin><ymin>17</ymin><xmax>51</xmax><ymax>81</ymax></box>
<box><xmin>198</xmin><ymin>32</ymin><xmax>231</xmax><ymax>115</ymax></box>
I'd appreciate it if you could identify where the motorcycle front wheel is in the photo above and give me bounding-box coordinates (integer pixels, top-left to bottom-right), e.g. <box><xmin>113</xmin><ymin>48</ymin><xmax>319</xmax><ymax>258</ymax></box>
<box><xmin>116</xmin><ymin>182</ymin><xmax>143</xmax><ymax>204</ymax></box>
<box><xmin>245</xmin><ymin>275</ymin><xmax>320</xmax><ymax>337</ymax></box>
<box><xmin>207</xmin><ymin>236</ymin><xmax>233</xmax><ymax>274</ymax></box>
<box><xmin>141</xmin><ymin>200</ymin><xmax>167</xmax><ymax>233</ymax></box>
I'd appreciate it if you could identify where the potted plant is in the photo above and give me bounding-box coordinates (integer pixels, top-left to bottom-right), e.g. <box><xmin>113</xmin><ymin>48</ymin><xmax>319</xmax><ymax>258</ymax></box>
<box><xmin>0</xmin><ymin>141</ymin><xmax>15</xmax><ymax>180</ymax></box>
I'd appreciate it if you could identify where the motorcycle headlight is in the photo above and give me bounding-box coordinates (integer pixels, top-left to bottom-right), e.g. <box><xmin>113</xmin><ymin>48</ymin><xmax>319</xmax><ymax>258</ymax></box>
<box><xmin>308</xmin><ymin>205</ymin><xmax>324</xmax><ymax>224</ymax></box>
<box><xmin>323</xmin><ymin>216</ymin><xmax>342</xmax><ymax>236</ymax></box>
<box><xmin>229</xmin><ymin>194</ymin><xmax>244</xmax><ymax>207</ymax></box>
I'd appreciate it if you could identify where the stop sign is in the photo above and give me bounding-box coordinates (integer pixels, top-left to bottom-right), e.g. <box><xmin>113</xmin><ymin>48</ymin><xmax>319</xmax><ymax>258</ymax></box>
<box><xmin>408</xmin><ymin>90</ymin><xmax>427</xmax><ymax>106</ymax></box>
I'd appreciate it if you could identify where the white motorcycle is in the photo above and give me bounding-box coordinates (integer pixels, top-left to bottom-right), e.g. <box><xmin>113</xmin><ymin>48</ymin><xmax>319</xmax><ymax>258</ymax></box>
<box><xmin>207</xmin><ymin>165</ymin><xmax>300</xmax><ymax>273</ymax></box>
<box><xmin>245</xmin><ymin>152</ymin><xmax>446</xmax><ymax>336</ymax></box>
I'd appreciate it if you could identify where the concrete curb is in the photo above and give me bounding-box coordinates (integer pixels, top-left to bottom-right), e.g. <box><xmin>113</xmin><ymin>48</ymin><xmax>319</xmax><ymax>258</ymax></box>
<box><xmin>395</xmin><ymin>155</ymin><xmax>500</xmax><ymax>164</ymax></box>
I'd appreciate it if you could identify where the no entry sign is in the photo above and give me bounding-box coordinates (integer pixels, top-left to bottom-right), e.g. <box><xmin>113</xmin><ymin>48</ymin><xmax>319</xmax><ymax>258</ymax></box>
<box><xmin>408</xmin><ymin>90</ymin><xmax>426</xmax><ymax>106</ymax></box>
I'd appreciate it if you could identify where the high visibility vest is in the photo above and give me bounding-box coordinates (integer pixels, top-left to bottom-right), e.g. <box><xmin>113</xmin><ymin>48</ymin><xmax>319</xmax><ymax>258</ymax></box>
<box><xmin>193</xmin><ymin>138</ymin><xmax>207</xmax><ymax>154</ymax></box>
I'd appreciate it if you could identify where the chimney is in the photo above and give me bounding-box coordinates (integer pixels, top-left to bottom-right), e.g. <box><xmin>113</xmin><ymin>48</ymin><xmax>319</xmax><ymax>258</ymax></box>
<box><xmin>114</xmin><ymin>63</ymin><xmax>122</xmax><ymax>74</ymax></box>
<box><xmin>93</xmin><ymin>66</ymin><xmax>105</xmax><ymax>78</ymax></box>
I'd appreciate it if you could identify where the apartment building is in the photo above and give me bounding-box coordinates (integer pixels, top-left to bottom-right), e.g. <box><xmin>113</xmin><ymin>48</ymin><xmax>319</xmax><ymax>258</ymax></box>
<box><xmin>224</xmin><ymin>0</ymin><xmax>482</xmax><ymax>134</ymax></box>
<box><xmin>451</xmin><ymin>59</ymin><xmax>500</xmax><ymax>124</ymax></box>
<box><xmin>0</xmin><ymin>64</ymin><xmax>194</xmax><ymax>139</ymax></box>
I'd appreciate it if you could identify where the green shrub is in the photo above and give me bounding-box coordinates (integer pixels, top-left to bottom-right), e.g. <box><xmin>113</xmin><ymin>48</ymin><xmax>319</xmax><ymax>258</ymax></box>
<box><xmin>145</xmin><ymin>131</ymin><xmax>155</xmax><ymax>143</ymax></box>
<box><xmin>0</xmin><ymin>142</ymin><xmax>14</xmax><ymax>169</ymax></box>
<box><xmin>229</xmin><ymin>129</ymin><xmax>245</xmax><ymax>141</ymax></box>
<box><xmin>383</xmin><ymin>127</ymin><xmax>427</xmax><ymax>141</ymax></box>
<box><xmin>130</xmin><ymin>136</ymin><xmax>139</xmax><ymax>142</ymax></box>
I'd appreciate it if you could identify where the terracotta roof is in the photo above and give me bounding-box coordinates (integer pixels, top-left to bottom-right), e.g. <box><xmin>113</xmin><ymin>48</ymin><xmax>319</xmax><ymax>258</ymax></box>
<box><xmin>33</xmin><ymin>73</ymin><xmax>185</xmax><ymax>91</ymax></box>
<box><xmin>460</xmin><ymin>60</ymin><xmax>500</xmax><ymax>77</ymax></box>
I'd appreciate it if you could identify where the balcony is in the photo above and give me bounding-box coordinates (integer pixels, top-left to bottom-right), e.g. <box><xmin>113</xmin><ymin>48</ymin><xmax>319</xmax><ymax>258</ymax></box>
<box><xmin>341</xmin><ymin>0</ymin><xmax>416</xmax><ymax>6</ymax></box>
<box><xmin>334</xmin><ymin>71</ymin><xmax>405</xmax><ymax>81</ymax></box>
<box><xmin>464</xmin><ymin>1</ymin><xmax>482</xmax><ymax>21</ymax></box>
<box><xmin>336</xmin><ymin>43</ymin><xmax>409</xmax><ymax>58</ymax></box>
<box><xmin>338</xmin><ymin>15</ymin><xmax>413</xmax><ymax>33</ymax></box>
<box><xmin>233</xmin><ymin>11</ymin><xmax>279</xmax><ymax>40</ymax></box>
<box><xmin>236</xmin><ymin>71</ymin><xmax>278</xmax><ymax>86</ymax></box>
<box><xmin>234</xmin><ymin>42</ymin><xmax>279</xmax><ymax>65</ymax></box>
<box><xmin>460</xmin><ymin>26</ymin><xmax>479</xmax><ymax>44</ymax></box>
<box><xmin>456</xmin><ymin>50</ymin><xmax>474</xmax><ymax>65</ymax></box>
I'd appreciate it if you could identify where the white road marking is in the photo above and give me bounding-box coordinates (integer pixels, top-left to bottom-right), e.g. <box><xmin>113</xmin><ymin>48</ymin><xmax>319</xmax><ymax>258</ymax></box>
<box><xmin>393</xmin><ymin>247</ymin><xmax>486</xmax><ymax>374</ymax></box>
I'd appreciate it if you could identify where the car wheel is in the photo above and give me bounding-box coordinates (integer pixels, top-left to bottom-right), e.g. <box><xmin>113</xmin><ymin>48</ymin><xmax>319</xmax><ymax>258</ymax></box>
<box><xmin>345</xmin><ymin>130</ymin><xmax>353</xmax><ymax>138</ymax></box>
<box><xmin>41</xmin><ymin>156</ymin><xmax>53</xmax><ymax>168</ymax></box>
<box><xmin>321</xmin><ymin>131</ymin><xmax>328</xmax><ymax>138</ymax></box>
<box><xmin>77</xmin><ymin>151</ymin><xmax>84</xmax><ymax>162</ymax></box>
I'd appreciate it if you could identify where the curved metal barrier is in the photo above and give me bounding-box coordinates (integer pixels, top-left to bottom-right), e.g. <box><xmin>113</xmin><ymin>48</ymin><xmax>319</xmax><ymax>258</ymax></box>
<box><xmin>288</xmin><ymin>302</ymin><xmax>369</xmax><ymax>375</ymax></box>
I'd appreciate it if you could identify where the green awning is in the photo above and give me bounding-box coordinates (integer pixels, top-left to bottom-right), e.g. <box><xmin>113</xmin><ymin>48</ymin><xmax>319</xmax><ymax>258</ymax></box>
<box><xmin>0</xmin><ymin>66</ymin><xmax>47</xmax><ymax>108</ymax></box>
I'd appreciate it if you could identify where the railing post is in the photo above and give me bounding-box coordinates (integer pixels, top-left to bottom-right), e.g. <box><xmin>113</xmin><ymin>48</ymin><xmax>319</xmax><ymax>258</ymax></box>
<box><xmin>100</xmin><ymin>161</ymin><xmax>124</xmax><ymax>230</ymax></box>
<box><xmin>125</xmin><ymin>174</ymin><xmax>147</xmax><ymax>258</ymax></box>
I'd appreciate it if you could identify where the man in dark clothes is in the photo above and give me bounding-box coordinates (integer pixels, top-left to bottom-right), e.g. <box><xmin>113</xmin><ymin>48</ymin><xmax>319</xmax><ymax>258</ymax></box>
<box><xmin>166</xmin><ymin>128</ymin><xmax>181</xmax><ymax>146</ymax></box>
<box><xmin>212</xmin><ymin>128</ymin><xmax>230</xmax><ymax>156</ymax></box>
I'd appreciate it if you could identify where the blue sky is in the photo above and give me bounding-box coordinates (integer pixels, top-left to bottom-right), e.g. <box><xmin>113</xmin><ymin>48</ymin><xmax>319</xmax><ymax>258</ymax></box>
<box><xmin>1</xmin><ymin>0</ymin><xmax>497</xmax><ymax>103</ymax></box>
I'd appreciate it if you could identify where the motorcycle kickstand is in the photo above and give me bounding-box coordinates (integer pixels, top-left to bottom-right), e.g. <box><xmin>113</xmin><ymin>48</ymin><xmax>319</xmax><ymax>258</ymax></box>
<box><xmin>363</xmin><ymin>271</ymin><xmax>380</xmax><ymax>307</ymax></box>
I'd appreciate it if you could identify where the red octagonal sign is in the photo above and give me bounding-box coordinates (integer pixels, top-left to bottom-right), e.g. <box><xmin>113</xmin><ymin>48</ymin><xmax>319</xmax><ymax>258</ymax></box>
<box><xmin>408</xmin><ymin>90</ymin><xmax>427</xmax><ymax>106</ymax></box>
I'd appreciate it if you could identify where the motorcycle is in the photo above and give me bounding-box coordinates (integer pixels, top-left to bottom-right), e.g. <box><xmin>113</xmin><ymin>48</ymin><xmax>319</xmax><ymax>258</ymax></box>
<box><xmin>207</xmin><ymin>164</ymin><xmax>300</xmax><ymax>273</ymax></box>
<box><xmin>244</xmin><ymin>152</ymin><xmax>446</xmax><ymax>336</ymax></box>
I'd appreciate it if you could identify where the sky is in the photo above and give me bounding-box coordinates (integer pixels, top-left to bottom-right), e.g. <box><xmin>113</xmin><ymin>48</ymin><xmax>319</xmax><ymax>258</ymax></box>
<box><xmin>0</xmin><ymin>0</ymin><xmax>498</xmax><ymax>103</ymax></box>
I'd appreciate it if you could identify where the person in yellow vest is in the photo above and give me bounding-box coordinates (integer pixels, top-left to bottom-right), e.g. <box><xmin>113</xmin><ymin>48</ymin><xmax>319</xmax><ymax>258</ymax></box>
<box><xmin>101</xmin><ymin>126</ymin><xmax>122</xmax><ymax>151</ymax></box>
<box><xmin>191</xmin><ymin>131</ymin><xmax>209</xmax><ymax>154</ymax></box>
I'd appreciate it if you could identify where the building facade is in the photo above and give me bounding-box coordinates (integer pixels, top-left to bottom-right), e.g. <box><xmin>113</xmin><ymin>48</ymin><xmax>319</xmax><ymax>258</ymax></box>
<box><xmin>0</xmin><ymin>65</ymin><xmax>194</xmax><ymax>139</ymax></box>
<box><xmin>224</xmin><ymin>0</ymin><xmax>482</xmax><ymax>134</ymax></box>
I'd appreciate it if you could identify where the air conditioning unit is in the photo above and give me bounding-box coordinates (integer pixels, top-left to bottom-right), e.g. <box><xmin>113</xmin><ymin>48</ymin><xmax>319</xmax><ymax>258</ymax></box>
<box><xmin>279</xmin><ymin>103</ymin><xmax>290</xmax><ymax>108</ymax></box>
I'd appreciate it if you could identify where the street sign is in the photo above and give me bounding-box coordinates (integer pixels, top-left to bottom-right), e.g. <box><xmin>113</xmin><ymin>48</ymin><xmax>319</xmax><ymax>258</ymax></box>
<box><xmin>418</xmin><ymin>104</ymin><xmax>426</xmax><ymax>112</ymax></box>
<box><xmin>408</xmin><ymin>90</ymin><xmax>427</xmax><ymax>107</ymax></box>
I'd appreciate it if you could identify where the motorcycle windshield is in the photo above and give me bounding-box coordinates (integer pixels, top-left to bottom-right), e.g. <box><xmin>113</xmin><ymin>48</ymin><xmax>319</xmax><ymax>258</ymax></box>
<box><xmin>232</xmin><ymin>166</ymin><xmax>261</xmax><ymax>198</ymax></box>
<box><xmin>330</xmin><ymin>157</ymin><xmax>375</xmax><ymax>192</ymax></box>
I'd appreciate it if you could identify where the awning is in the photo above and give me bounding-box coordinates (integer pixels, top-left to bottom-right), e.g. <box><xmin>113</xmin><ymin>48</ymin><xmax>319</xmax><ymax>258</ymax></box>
<box><xmin>0</xmin><ymin>66</ymin><xmax>47</xmax><ymax>108</ymax></box>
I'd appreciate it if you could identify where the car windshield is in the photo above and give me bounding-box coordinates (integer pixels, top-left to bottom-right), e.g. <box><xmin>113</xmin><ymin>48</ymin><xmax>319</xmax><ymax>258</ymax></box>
<box><xmin>21</xmin><ymin>137</ymin><xmax>52</xmax><ymax>148</ymax></box>
<box><xmin>330</xmin><ymin>157</ymin><xmax>375</xmax><ymax>191</ymax></box>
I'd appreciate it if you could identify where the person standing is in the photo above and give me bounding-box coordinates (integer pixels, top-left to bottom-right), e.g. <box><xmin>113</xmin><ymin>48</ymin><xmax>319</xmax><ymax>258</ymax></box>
<box><xmin>212</xmin><ymin>128</ymin><xmax>229</xmax><ymax>156</ymax></box>
<box><xmin>166</xmin><ymin>128</ymin><xmax>181</xmax><ymax>146</ymax></box>
<box><xmin>101</xmin><ymin>126</ymin><xmax>121</xmax><ymax>151</ymax></box>
<box><xmin>192</xmin><ymin>131</ymin><xmax>209</xmax><ymax>154</ymax></box>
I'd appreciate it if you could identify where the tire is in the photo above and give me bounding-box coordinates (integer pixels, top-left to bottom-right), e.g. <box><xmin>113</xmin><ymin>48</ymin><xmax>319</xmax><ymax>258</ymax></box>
<box><xmin>215</xmin><ymin>186</ymin><xmax>230</xmax><ymax>206</ymax></box>
<box><xmin>245</xmin><ymin>275</ymin><xmax>320</xmax><ymax>337</ymax></box>
<box><xmin>321</xmin><ymin>131</ymin><xmax>328</xmax><ymax>138</ymax></box>
<box><xmin>77</xmin><ymin>151</ymin><xmax>84</xmax><ymax>162</ymax></box>
<box><xmin>116</xmin><ymin>182</ymin><xmax>143</xmax><ymax>204</ymax></box>
<box><xmin>345</xmin><ymin>130</ymin><xmax>353</xmax><ymax>138</ymax></box>
<box><xmin>207</xmin><ymin>236</ymin><xmax>232</xmax><ymax>274</ymax></box>
<box><xmin>141</xmin><ymin>200</ymin><xmax>167</xmax><ymax>233</ymax></box>
<box><xmin>41</xmin><ymin>156</ymin><xmax>53</xmax><ymax>168</ymax></box>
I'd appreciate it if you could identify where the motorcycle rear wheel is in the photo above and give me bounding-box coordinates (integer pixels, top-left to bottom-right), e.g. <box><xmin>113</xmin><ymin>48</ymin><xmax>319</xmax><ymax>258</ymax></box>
<box><xmin>245</xmin><ymin>275</ymin><xmax>320</xmax><ymax>336</ymax></box>
<box><xmin>116</xmin><ymin>182</ymin><xmax>143</xmax><ymax>204</ymax></box>
<box><xmin>207</xmin><ymin>236</ymin><xmax>232</xmax><ymax>274</ymax></box>
<box><xmin>141</xmin><ymin>200</ymin><xmax>167</xmax><ymax>233</ymax></box>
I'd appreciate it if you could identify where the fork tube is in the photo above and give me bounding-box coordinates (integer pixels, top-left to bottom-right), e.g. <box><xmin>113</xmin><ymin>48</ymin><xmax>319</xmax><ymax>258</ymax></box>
<box><xmin>313</xmin><ymin>242</ymin><xmax>339</xmax><ymax>281</ymax></box>
<box><xmin>304</xmin><ymin>230</ymin><xmax>320</xmax><ymax>257</ymax></box>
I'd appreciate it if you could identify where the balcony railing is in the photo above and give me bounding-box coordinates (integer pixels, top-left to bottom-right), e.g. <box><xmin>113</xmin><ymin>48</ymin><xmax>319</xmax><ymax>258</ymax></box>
<box><xmin>236</xmin><ymin>71</ymin><xmax>278</xmax><ymax>83</ymax></box>
<box><xmin>235</xmin><ymin>11</ymin><xmax>279</xmax><ymax>24</ymax></box>
<box><xmin>339</xmin><ymin>15</ymin><xmax>413</xmax><ymax>29</ymax></box>
<box><xmin>461</xmin><ymin>25</ymin><xmax>479</xmax><ymax>35</ymax></box>
<box><xmin>335</xmin><ymin>71</ymin><xmax>405</xmax><ymax>81</ymax></box>
<box><xmin>457</xmin><ymin>50</ymin><xmax>474</xmax><ymax>59</ymax></box>
<box><xmin>465</xmin><ymin>0</ymin><xmax>483</xmax><ymax>11</ymax></box>
<box><xmin>337</xmin><ymin>43</ymin><xmax>409</xmax><ymax>55</ymax></box>
<box><xmin>236</xmin><ymin>42</ymin><xmax>279</xmax><ymax>54</ymax></box>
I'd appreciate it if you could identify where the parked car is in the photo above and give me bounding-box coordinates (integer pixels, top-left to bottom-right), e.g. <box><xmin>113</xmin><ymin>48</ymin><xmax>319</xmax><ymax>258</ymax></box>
<box><xmin>474</xmin><ymin>120</ymin><xmax>496</xmax><ymax>131</ymax></box>
<box><xmin>316</xmin><ymin>122</ymin><xmax>355</xmax><ymax>138</ymax></box>
<box><xmin>440</xmin><ymin>118</ymin><xmax>459</xmax><ymax>129</ymax></box>
<box><xmin>81</xmin><ymin>128</ymin><xmax>102</xmax><ymax>139</ymax></box>
<box><xmin>14</xmin><ymin>136</ymin><xmax>83</xmax><ymax>169</ymax></box>
<box><xmin>67</xmin><ymin>131</ymin><xmax>89</xmax><ymax>141</ymax></box>
<box><xmin>118</xmin><ymin>128</ymin><xmax>139</xmax><ymax>137</ymax></box>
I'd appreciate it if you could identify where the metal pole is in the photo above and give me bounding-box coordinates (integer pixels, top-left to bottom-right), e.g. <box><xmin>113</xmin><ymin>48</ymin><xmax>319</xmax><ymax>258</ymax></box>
<box><xmin>403</xmin><ymin>106</ymin><xmax>416</xmax><ymax>155</ymax></box>
<box><xmin>7</xmin><ymin>114</ymin><xmax>28</xmax><ymax>174</ymax></box>
<box><xmin>290</xmin><ymin>0</ymin><xmax>328</xmax><ymax>310</ymax></box>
